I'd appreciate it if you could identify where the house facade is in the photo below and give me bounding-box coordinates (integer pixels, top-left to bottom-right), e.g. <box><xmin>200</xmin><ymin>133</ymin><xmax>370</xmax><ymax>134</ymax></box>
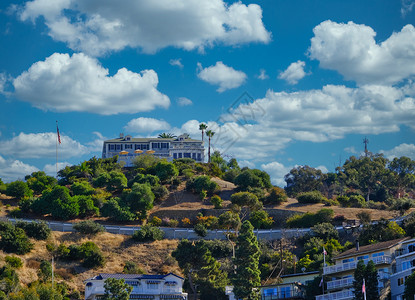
<box><xmin>261</xmin><ymin>271</ymin><xmax>319</xmax><ymax>299</ymax></box>
<box><xmin>84</xmin><ymin>273</ymin><xmax>188</xmax><ymax>300</ymax></box>
<box><xmin>316</xmin><ymin>238</ymin><xmax>409</xmax><ymax>300</ymax></box>
<box><xmin>102</xmin><ymin>133</ymin><xmax>205</xmax><ymax>167</ymax></box>
<box><xmin>390</xmin><ymin>238</ymin><xmax>415</xmax><ymax>300</ymax></box>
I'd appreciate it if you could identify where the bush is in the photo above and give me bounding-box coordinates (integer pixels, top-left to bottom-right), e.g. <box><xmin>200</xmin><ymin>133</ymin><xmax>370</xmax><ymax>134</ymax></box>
<box><xmin>204</xmin><ymin>240</ymin><xmax>233</xmax><ymax>258</ymax></box>
<box><xmin>71</xmin><ymin>181</ymin><xmax>95</xmax><ymax>196</ymax></box>
<box><xmin>387</xmin><ymin>197</ymin><xmax>414</xmax><ymax>213</ymax></box>
<box><xmin>0</xmin><ymin>227</ymin><xmax>33</xmax><ymax>254</ymax></box>
<box><xmin>249</xmin><ymin>210</ymin><xmax>274</xmax><ymax>229</ymax></box>
<box><xmin>297</xmin><ymin>191</ymin><xmax>326</xmax><ymax>204</ymax></box>
<box><xmin>286</xmin><ymin>209</ymin><xmax>334</xmax><ymax>228</ymax></box>
<box><xmin>337</xmin><ymin>195</ymin><xmax>366</xmax><ymax>208</ymax></box>
<box><xmin>211</xmin><ymin>195</ymin><xmax>223</xmax><ymax>209</ymax></box>
<box><xmin>311</xmin><ymin>223</ymin><xmax>339</xmax><ymax>240</ymax></box>
<box><xmin>168</xmin><ymin>219</ymin><xmax>179</xmax><ymax>227</ymax></box>
<box><xmin>266</xmin><ymin>187</ymin><xmax>287</xmax><ymax>205</ymax></box>
<box><xmin>132</xmin><ymin>225</ymin><xmax>165</xmax><ymax>242</ymax></box>
<box><xmin>199</xmin><ymin>190</ymin><xmax>207</xmax><ymax>200</ymax></box>
<box><xmin>234</xmin><ymin>169</ymin><xmax>272</xmax><ymax>190</ymax></box>
<box><xmin>356</xmin><ymin>211</ymin><xmax>372</xmax><ymax>224</ymax></box>
<box><xmin>149</xmin><ymin>161</ymin><xmax>179</xmax><ymax>183</ymax></box>
<box><xmin>123</xmin><ymin>261</ymin><xmax>145</xmax><ymax>274</ymax></box>
<box><xmin>194</xmin><ymin>223</ymin><xmax>208</xmax><ymax>237</ymax></box>
<box><xmin>75</xmin><ymin>195</ymin><xmax>99</xmax><ymax>217</ymax></box>
<box><xmin>73</xmin><ymin>220</ymin><xmax>105</xmax><ymax>235</ymax></box>
<box><xmin>149</xmin><ymin>216</ymin><xmax>162</xmax><ymax>227</ymax></box>
<box><xmin>186</xmin><ymin>175</ymin><xmax>219</xmax><ymax>195</ymax></box>
<box><xmin>38</xmin><ymin>260</ymin><xmax>52</xmax><ymax>282</ymax></box>
<box><xmin>79</xmin><ymin>242</ymin><xmax>105</xmax><ymax>268</ymax></box>
<box><xmin>333</xmin><ymin>215</ymin><xmax>346</xmax><ymax>225</ymax></box>
<box><xmin>152</xmin><ymin>185</ymin><xmax>169</xmax><ymax>202</ymax></box>
<box><xmin>6</xmin><ymin>181</ymin><xmax>32</xmax><ymax>199</ymax></box>
<box><xmin>181</xmin><ymin>218</ymin><xmax>192</xmax><ymax>227</ymax></box>
<box><xmin>15</xmin><ymin>221</ymin><xmax>51</xmax><ymax>240</ymax></box>
<box><xmin>5</xmin><ymin>256</ymin><xmax>23</xmax><ymax>269</ymax></box>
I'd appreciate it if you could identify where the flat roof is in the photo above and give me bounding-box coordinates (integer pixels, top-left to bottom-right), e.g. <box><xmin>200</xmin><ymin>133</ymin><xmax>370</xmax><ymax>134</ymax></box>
<box><xmin>104</xmin><ymin>137</ymin><xmax>202</xmax><ymax>143</ymax></box>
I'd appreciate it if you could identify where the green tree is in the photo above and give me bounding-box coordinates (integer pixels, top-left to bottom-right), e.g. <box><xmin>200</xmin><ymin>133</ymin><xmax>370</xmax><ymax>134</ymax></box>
<box><xmin>388</xmin><ymin>156</ymin><xmax>415</xmax><ymax>198</ymax></box>
<box><xmin>102</xmin><ymin>278</ymin><xmax>133</xmax><ymax>300</ymax></box>
<box><xmin>206</xmin><ymin>130</ymin><xmax>215</xmax><ymax>163</ymax></box>
<box><xmin>359</xmin><ymin>219</ymin><xmax>405</xmax><ymax>245</ymax></box>
<box><xmin>108</xmin><ymin>171</ymin><xmax>127</xmax><ymax>191</ymax></box>
<box><xmin>149</xmin><ymin>161</ymin><xmax>178</xmax><ymax>182</ymax></box>
<box><xmin>235</xmin><ymin>169</ymin><xmax>272</xmax><ymax>191</ymax></box>
<box><xmin>365</xmin><ymin>261</ymin><xmax>379</xmax><ymax>300</ymax></box>
<box><xmin>232</xmin><ymin>221</ymin><xmax>261</xmax><ymax>300</ymax></box>
<box><xmin>353</xmin><ymin>260</ymin><xmax>366</xmax><ymax>300</ymax></box>
<box><xmin>249</xmin><ymin>210</ymin><xmax>273</xmax><ymax>229</ymax></box>
<box><xmin>199</xmin><ymin>123</ymin><xmax>208</xmax><ymax>142</ymax></box>
<box><xmin>157</xmin><ymin>133</ymin><xmax>176</xmax><ymax>138</ymax></box>
<box><xmin>25</xmin><ymin>171</ymin><xmax>57</xmax><ymax>195</ymax></box>
<box><xmin>0</xmin><ymin>226</ymin><xmax>33</xmax><ymax>254</ymax></box>
<box><xmin>124</xmin><ymin>183</ymin><xmax>154</xmax><ymax>219</ymax></box>
<box><xmin>284</xmin><ymin>166</ymin><xmax>326</xmax><ymax>197</ymax></box>
<box><xmin>404</xmin><ymin>271</ymin><xmax>415</xmax><ymax>300</ymax></box>
<box><xmin>71</xmin><ymin>181</ymin><xmax>95</xmax><ymax>196</ymax></box>
<box><xmin>6</xmin><ymin>181</ymin><xmax>32</xmax><ymax>199</ymax></box>
<box><xmin>38</xmin><ymin>260</ymin><xmax>52</xmax><ymax>282</ymax></box>
<box><xmin>265</xmin><ymin>187</ymin><xmax>287</xmax><ymax>205</ymax></box>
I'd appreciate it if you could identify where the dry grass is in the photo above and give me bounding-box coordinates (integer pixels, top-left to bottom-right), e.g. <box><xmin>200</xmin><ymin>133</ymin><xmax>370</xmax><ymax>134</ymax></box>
<box><xmin>0</xmin><ymin>231</ymin><xmax>181</xmax><ymax>294</ymax></box>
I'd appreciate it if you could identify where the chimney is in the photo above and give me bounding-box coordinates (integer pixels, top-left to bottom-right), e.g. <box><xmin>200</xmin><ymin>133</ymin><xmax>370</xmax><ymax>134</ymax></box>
<box><xmin>119</xmin><ymin>133</ymin><xmax>124</xmax><ymax>139</ymax></box>
<box><xmin>356</xmin><ymin>241</ymin><xmax>360</xmax><ymax>251</ymax></box>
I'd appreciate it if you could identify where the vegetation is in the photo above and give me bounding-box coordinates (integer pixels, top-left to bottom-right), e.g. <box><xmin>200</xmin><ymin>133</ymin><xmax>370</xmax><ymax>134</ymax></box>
<box><xmin>73</xmin><ymin>220</ymin><xmax>105</xmax><ymax>235</ymax></box>
<box><xmin>132</xmin><ymin>225</ymin><xmax>165</xmax><ymax>242</ymax></box>
<box><xmin>103</xmin><ymin>278</ymin><xmax>133</xmax><ymax>300</ymax></box>
<box><xmin>353</xmin><ymin>260</ymin><xmax>379</xmax><ymax>300</ymax></box>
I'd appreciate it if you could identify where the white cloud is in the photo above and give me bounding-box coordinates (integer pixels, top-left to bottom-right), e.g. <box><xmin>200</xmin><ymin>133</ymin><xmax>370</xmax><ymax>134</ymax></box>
<box><xmin>0</xmin><ymin>132</ymin><xmax>88</xmax><ymax>159</ymax></box>
<box><xmin>0</xmin><ymin>155</ymin><xmax>39</xmax><ymax>183</ymax></box>
<box><xmin>87</xmin><ymin>132</ymin><xmax>107</xmax><ymax>152</ymax></box>
<box><xmin>124</xmin><ymin>117</ymin><xmax>171</xmax><ymax>134</ymax></box>
<box><xmin>169</xmin><ymin>59</ymin><xmax>184</xmax><ymax>69</ymax></box>
<box><xmin>381</xmin><ymin>143</ymin><xmax>415</xmax><ymax>160</ymax></box>
<box><xmin>278</xmin><ymin>60</ymin><xmax>307</xmax><ymax>84</ymax></box>
<box><xmin>43</xmin><ymin>161</ymin><xmax>72</xmax><ymax>177</ymax></box>
<box><xmin>402</xmin><ymin>0</ymin><xmax>415</xmax><ymax>16</ymax></box>
<box><xmin>316</xmin><ymin>165</ymin><xmax>328</xmax><ymax>173</ymax></box>
<box><xmin>177</xmin><ymin>97</ymin><xmax>193</xmax><ymax>106</ymax></box>
<box><xmin>197</xmin><ymin>61</ymin><xmax>247</xmax><ymax>92</ymax></box>
<box><xmin>257</xmin><ymin>69</ymin><xmax>269</xmax><ymax>80</ymax></box>
<box><xmin>309</xmin><ymin>21</ymin><xmax>415</xmax><ymax>85</ymax></box>
<box><xmin>18</xmin><ymin>0</ymin><xmax>270</xmax><ymax>56</ymax></box>
<box><xmin>261</xmin><ymin>161</ymin><xmax>291</xmax><ymax>187</ymax></box>
<box><xmin>344</xmin><ymin>146</ymin><xmax>358</xmax><ymax>154</ymax></box>
<box><xmin>13</xmin><ymin>53</ymin><xmax>170</xmax><ymax>115</ymax></box>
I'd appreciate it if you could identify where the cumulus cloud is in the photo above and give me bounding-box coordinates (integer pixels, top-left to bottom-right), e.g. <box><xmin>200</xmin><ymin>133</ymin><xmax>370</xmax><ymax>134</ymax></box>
<box><xmin>261</xmin><ymin>161</ymin><xmax>291</xmax><ymax>187</ymax></box>
<box><xmin>177</xmin><ymin>97</ymin><xmax>193</xmax><ymax>106</ymax></box>
<box><xmin>169</xmin><ymin>59</ymin><xmax>184</xmax><ymax>69</ymax></box>
<box><xmin>87</xmin><ymin>132</ymin><xmax>107</xmax><ymax>152</ymax></box>
<box><xmin>0</xmin><ymin>132</ymin><xmax>88</xmax><ymax>159</ymax></box>
<box><xmin>12</xmin><ymin>53</ymin><xmax>170</xmax><ymax>115</ymax></box>
<box><xmin>381</xmin><ymin>143</ymin><xmax>415</xmax><ymax>160</ymax></box>
<box><xmin>43</xmin><ymin>161</ymin><xmax>72</xmax><ymax>177</ymax></box>
<box><xmin>17</xmin><ymin>0</ymin><xmax>270</xmax><ymax>56</ymax></box>
<box><xmin>197</xmin><ymin>61</ymin><xmax>247</xmax><ymax>92</ymax></box>
<box><xmin>344</xmin><ymin>146</ymin><xmax>358</xmax><ymax>154</ymax></box>
<box><xmin>401</xmin><ymin>0</ymin><xmax>415</xmax><ymax>16</ymax></box>
<box><xmin>257</xmin><ymin>69</ymin><xmax>269</xmax><ymax>80</ymax></box>
<box><xmin>0</xmin><ymin>155</ymin><xmax>39</xmax><ymax>182</ymax></box>
<box><xmin>124</xmin><ymin>117</ymin><xmax>171</xmax><ymax>134</ymax></box>
<box><xmin>278</xmin><ymin>60</ymin><xmax>307</xmax><ymax>84</ymax></box>
<box><xmin>309</xmin><ymin>21</ymin><xmax>415</xmax><ymax>85</ymax></box>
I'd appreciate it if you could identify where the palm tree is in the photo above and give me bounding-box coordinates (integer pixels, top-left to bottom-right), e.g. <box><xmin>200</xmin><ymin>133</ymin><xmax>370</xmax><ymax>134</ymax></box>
<box><xmin>158</xmin><ymin>133</ymin><xmax>176</xmax><ymax>138</ymax></box>
<box><xmin>206</xmin><ymin>130</ymin><xmax>215</xmax><ymax>163</ymax></box>
<box><xmin>199</xmin><ymin>123</ymin><xmax>208</xmax><ymax>142</ymax></box>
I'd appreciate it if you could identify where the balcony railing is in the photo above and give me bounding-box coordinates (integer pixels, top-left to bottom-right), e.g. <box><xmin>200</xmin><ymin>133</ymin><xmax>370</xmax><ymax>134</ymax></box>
<box><xmin>324</xmin><ymin>256</ymin><xmax>392</xmax><ymax>275</ymax></box>
<box><xmin>395</xmin><ymin>247</ymin><xmax>415</xmax><ymax>257</ymax></box>
<box><xmin>262</xmin><ymin>290</ymin><xmax>304</xmax><ymax>299</ymax></box>
<box><xmin>315</xmin><ymin>289</ymin><xmax>354</xmax><ymax>300</ymax></box>
<box><xmin>326</xmin><ymin>277</ymin><xmax>354</xmax><ymax>290</ymax></box>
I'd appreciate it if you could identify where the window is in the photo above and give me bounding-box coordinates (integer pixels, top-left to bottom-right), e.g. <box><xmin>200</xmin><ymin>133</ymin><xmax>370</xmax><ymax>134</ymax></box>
<box><xmin>263</xmin><ymin>288</ymin><xmax>277</xmax><ymax>296</ymax></box>
<box><xmin>408</xmin><ymin>244</ymin><xmax>415</xmax><ymax>253</ymax></box>
<box><xmin>197</xmin><ymin>153</ymin><xmax>201</xmax><ymax>161</ymax></box>
<box><xmin>178</xmin><ymin>153</ymin><xmax>182</xmax><ymax>158</ymax></box>
<box><xmin>125</xmin><ymin>144</ymin><xmax>132</xmax><ymax>149</ymax></box>
<box><xmin>398</xmin><ymin>277</ymin><xmax>404</xmax><ymax>286</ymax></box>
<box><xmin>147</xmin><ymin>282</ymin><xmax>159</xmax><ymax>290</ymax></box>
<box><xmin>372</xmin><ymin>252</ymin><xmax>384</xmax><ymax>257</ymax></box>
<box><xmin>173</xmin><ymin>153</ymin><xmax>177</xmax><ymax>159</ymax></box>
<box><xmin>280</xmin><ymin>286</ymin><xmax>291</xmax><ymax>298</ymax></box>
<box><xmin>192</xmin><ymin>153</ymin><xmax>196</xmax><ymax>159</ymax></box>
<box><xmin>109</xmin><ymin>144</ymin><xmax>115</xmax><ymax>151</ymax></box>
<box><xmin>357</xmin><ymin>255</ymin><xmax>369</xmax><ymax>260</ymax></box>
<box><xmin>184</xmin><ymin>153</ymin><xmax>191</xmax><ymax>158</ymax></box>
<box><xmin>402</xmin><ymin>261</ymin><xmax>411</xmax><ymax>271</ymax></box>
<box><xmin>343</xmin><ymin>258</ymin><xmax>354</xmax><ymax>263</ymax></box>
<box><xmin>116</xmin><ymin>144</ymin><xmax>121</xmax><ymax>150</ymax></box>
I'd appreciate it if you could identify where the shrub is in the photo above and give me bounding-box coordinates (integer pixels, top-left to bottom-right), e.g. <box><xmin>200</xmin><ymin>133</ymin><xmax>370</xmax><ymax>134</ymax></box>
<box><xmin>297</xmin><ymin>191</ymin><xmax>326</xmax><ymax>204</ymax></box>
<box><xmin>199</xmin><ymin>190</ymin><xmax>207</xmax><ymax>200</ymax></box>
<box><xmin>71</xmin><ymin>181</ymin><xmax>95</xmax><ymax>196</ymax></box>
<box><xmin>149</xmin><ymin>216</ymin><xmax>162</xmax><ymax>227</ymax></box>
<box><xmin>5</xmin><ymin>256</ymin><xmax>23</xmax><ymax>269</ymax></box>
<box><xmin>388</xmin><ymin>197</ymin><xmax>414</xmax><ymax>213</ymax></box>
<box><xmin>181</xmin><ymin>218</ymin><xmax>192</xmax><ymax>227</ymax></box>
<box><xmin>8</xmin><ymin>208</ymin><xmax>22</xmax><ymax>218</ymax></box>
<box><xmin>149</xmin><ymin>161</ymin><xmax>179</xmax><ymax>183</ymax></box>
<box><xmin>194</xmin><ymin>223</ymin><xmax>207</xmax><ymax>237</ymax></box>
<box><xmin>211</xmin><ymin>195</ymin><xmax>223</xmax><ymax>209</ymax></box>
<box><xmin>196</xmin><ymin>215</ymin><xmax>219</xmax><ymax>229</ymax></box>
<box><xmin>132</xmin><ymin>225</ymin><xmax>165</xmax><ymax>242</ymax></box>
<box><xmin>0</xmin><ymin>227</ymin><xmax>33</xmax><ymax>254</ymax></box>
<box><xmin>168</xmin><ymin>219</ymin><xmax>179</xmax><ymax>227</ymax></box>
<box><xmin>73</xmin><ymin>220</ymin><xmax>105</xmax><ymax>235</ymax></box>
<box><xmin>75</xmin><ymin>195</ymin><xmax>99</xmax><ymax>217</ymax></box>
<box><xmin>333</xmin><ymin>215</ymin><xmax>346</xmax><ymax>224</ymax></box>
<box><xmin>123</xmin><ymin>261</ymin><xmax>145</xmax><ymax>274</ymax></box>
<box><xmin>286</xmin><ymin>209</ymin><xmax>334</xmax><ymax>228</ymax></box>
<box><xmin>186</xmin><ymin>175</ymin><xmax>219</xmax><ymax>195</ymax></box>
<box><xmin>38</xmin><ymin>260</ymin><xmax>52</xmax><ymax>282</ymax></box>
<box><xmin>249</xmin><ymin>210</ymin><xmax>274</xmax><ymax>229</ymax></box>
<box><xmin>311</xmin><ymin>223</ymin><xmax>339</xmax><ymax>240</ymax></box>
<box><xmin>266</xmin><ymin>187</ymin><xmax>288</xmax><ymax>205</ymax></box>
<box><xmin>15</xmin><ymin>221</ymin><xmax>51</xmax><ymax>240</ymax></box>
<box><xmin>231</xmin><ymin>192</ymin><xmax>261</xmax><ymax>210</ymax></box>
<box><xmin>357</xmin><ymin>211</ymin><xmax>372</xmax><ymax>224</ymax></box>
<box><xmin>152</xmin><ymin>185</ymin><xmax>169</xmax><ymax>202</ymax></box>
<box><xmin>6</xmin><ymin>181</ymin><xmax>32</xmax><ymax>199</ymax></box>
<box><xmin>79</xmin><ymin>242</ymin><xmax>105</xmax><ymax>268</ymax></box>
<box><xmin>234</xmin><ymin>169</ymin><xmax>272</xmax><ymax>190</ymax></box>
<box><xmin>182</xmin><ymin>169</ymin><xmax>195</xmax><ymax>179</ymax></box>
<box><xmin>204</xmin><ymin>240</ymin><xmax>233</xmax><ymax>258</ymax></box>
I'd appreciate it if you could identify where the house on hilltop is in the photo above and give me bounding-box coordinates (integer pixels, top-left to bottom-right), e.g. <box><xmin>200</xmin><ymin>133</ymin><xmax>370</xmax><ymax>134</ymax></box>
<box><xmin>102</xmin><ymin>133</ymin><xmax>204</xmax><ymax>167</ymax></box>
<box><xmin>84</xmin><ymin>272</ymin><xmax>187</xmax><ymax>300</ymax></box>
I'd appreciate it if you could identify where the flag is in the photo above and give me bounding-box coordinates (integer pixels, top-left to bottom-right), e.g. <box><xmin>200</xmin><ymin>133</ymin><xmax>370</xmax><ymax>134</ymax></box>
<box><xmin>57</xmin><ymin>123</ymin><xmax>61</xmax><ymax>144</ymax></box>
<box><xmin>319</xmin><ymin>277</ymin><xmax>323</xmax><ymax>287</ymax></box>
<box><xmin>323</xmin><ymin>247</ymin><xmax>327</xmax><ymax>256</ymax></box>
<box><xmin>362</xmin><ymin>279</ymin><xmax>366</xmax><ymax>294</ymax></box>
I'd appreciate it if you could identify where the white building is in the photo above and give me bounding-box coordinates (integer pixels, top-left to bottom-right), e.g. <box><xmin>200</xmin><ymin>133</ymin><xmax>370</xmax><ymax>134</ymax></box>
<box><xmin>390</xmin><ymin>238</ymin><xmax>415</xmax><ymax>300</ymax></box>
<box><xmin>84</xmin><ymin>272</ymin><xmax>188</xmax><ymax>300</ymax></box>
<box><xmin>102</xmin><ymin>134</ymin><xmax>205</xmax><ymax>167</ymax></box>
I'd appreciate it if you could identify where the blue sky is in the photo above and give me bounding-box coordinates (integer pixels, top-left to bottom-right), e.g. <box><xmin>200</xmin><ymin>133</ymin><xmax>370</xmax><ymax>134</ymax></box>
<box><xmin>1</xmin><ymin>0</ymin><xmax>415</xmax><ymax>186</ymax></box>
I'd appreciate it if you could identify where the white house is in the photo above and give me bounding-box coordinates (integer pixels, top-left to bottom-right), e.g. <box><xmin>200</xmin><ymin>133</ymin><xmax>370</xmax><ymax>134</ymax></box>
<box><xmin>102</xmin><ymin>133</ymin><xmax>205</xmax><ymax>167</ymax></box>
<box><xmin>390</xmin><ymin>238</ymin><xmax>415</xmax><ymax>300</ymax></box>
<box><xmin>84</xmin><ymin>273</ymin><xmax>188</xmax><ymax>300</ymax></box>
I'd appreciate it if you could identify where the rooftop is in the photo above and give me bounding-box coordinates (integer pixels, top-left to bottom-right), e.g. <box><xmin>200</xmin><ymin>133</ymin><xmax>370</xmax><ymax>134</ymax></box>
<box><xmin>334</xmin><ymin>237</ymin><xmax>410</xmax><ymax>260</ymax></box>
<box><xmin>87</xmin><ymin>272</ymin><xmax>184</xmax><ymax>281</ymax></box>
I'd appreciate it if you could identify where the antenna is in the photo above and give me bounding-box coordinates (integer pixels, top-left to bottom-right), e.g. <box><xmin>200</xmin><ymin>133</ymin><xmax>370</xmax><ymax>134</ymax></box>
<box><xmin>363</xmin><ymin>137</ymin><xmax>369</xmax><ymax>157</ymax></box>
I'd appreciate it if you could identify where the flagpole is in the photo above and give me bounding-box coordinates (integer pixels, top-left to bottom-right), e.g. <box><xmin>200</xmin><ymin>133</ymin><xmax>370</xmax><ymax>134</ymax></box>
<box><xmin>322</xmin><ymin>247</ymin><xmax>326</xmax><ymax>295</ymax></box>
<box><xmin>363</xmin><ymin>279</ymin><xmax>366</xmax><ymax>300</ymax></box>
<box><xmin>56</xmin><ymin>121</ymin><xmax>58</xmax><ymax>177</ymax></box>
